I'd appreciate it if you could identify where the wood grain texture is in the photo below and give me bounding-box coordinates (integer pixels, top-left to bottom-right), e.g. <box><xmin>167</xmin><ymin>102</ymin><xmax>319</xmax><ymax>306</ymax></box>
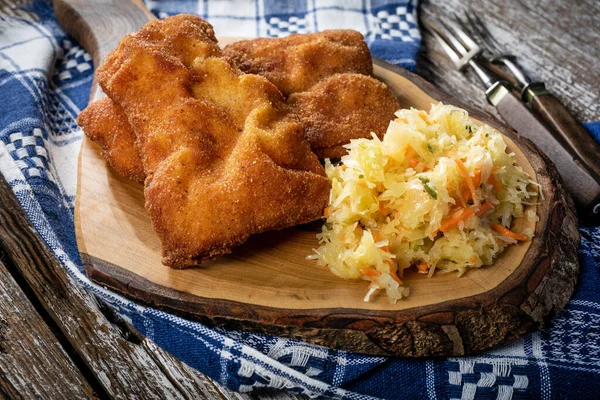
<box><xmin>76</xmin><ymin>54</ymin><xmax>579</xmax><ymax>357</ymax></box>
<box><xmin>417</xmin><ymin>0</ymin><xmax>600</xmax><ymax>124</ymax></box>
<box><xmin>0</xmin><ymin>174</ymin><xmax>265</xmax><ymax>400</ymax></box>
<box><xmin>0</xmin><ymin>259</ymin><xmax>94</xmax><ymax>398</ymax></box>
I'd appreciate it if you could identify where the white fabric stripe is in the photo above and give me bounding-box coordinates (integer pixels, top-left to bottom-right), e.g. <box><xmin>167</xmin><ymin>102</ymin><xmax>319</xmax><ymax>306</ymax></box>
<box><xmin>513</xmin><ymin>375</ymin><xmax>528</xmax><ymax>389</ymax></box>
<box><xmin>460</xmin><ymin>382</ymin><xmax>477</xmax><ymax>400</ymax></box>
<box><xmin>497</xmin><ymin>385</ymin><xmax>513</xmax><ymax>400</ymax></box>
<box><xmin>448</xmin><ymin>370</ymin><xmax>462</xmax><ymax>385</ymax></box>
<box><xmin>426</xmin><ymin>360</ymin><xmax>437</xmax><ymax>400</ymax></box>
<box><xmin>532</xmin><ymin>332</ymin><xmax>552</xmax><ymax>400</ymax></box>
<box><xmin>477</xmin><ymin>372</ymin><xmax>496</xmax><ymax>387</ymax></box>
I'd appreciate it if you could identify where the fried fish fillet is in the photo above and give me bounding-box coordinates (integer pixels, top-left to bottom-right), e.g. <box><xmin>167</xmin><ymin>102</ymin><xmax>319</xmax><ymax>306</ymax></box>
<box><xmin>78</xmin><ymin>15</ymin><xmax>222</xmax><ymax>181</ymax></box>
<box><xmin>97</xmin><ymin>16</ymin><xmax>330</xmax><ymax>268</ymax></box>
<box><xmin>77</xmin><ymin>98</ymin><xmax>145</xmax><ymax>182</ymax></box>
<box><xmin>224</xmin><ymin>31</ymin><xmax>401</xmax><ymax>159</ymax></box>
<box><xmin>288</xmin><ymin>73</ymin><xmax>401</xmax><ymax>159</ymax></box>
<box><xmin>223</xmin><ymin>30</ymin><xmax>373</xmax><ymax>96</ymax></box>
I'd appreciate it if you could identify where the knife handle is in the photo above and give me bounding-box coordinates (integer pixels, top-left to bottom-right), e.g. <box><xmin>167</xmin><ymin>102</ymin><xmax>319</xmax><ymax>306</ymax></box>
<box><xmin>490</xmin><ymin>84</ymin><xmax>600</xmax><ymax>220</ymax></box>
<box><xmin>528</xmin><ymin>89</ymin><xmax>600</xmax><ymax>181</ymax></box>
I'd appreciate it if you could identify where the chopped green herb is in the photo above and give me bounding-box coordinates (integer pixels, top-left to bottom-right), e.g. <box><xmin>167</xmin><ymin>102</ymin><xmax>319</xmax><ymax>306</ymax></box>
<box><xmin>418</xmin><ymin>177</ymin><xmax>437</xmax><ymax>199</ymax></box>
<box><xmin>485</xmin><ymin>133</ymin><xmax>490</xmax><ymax>137</ymax></box>
<box><xmin>466</xmin><ymin>125</ymin><xmax>473</xmax><ymax>133</ymax></box>
<box><xmin>358</xmin><ymin>174</ymin><xmax>364</xmax><ymax>179</ymax></box>
<box><xmin>426</xmin><ymin>143</ymin><xmax>435</xmax><ymax>153</ymax></box>
<box><xmin>424</xmin><ymin>184</ymin><xmax>437</xmax><ymax>199</ymax></box>
<box><xmin>423</xmin><ymin>183</ymin><xmax>437</xmax><ymax>199</ymax></box>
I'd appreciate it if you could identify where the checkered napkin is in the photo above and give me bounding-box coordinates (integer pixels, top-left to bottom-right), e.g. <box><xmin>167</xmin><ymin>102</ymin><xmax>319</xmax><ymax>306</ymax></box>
<box><xmin>1</xmin><ymin>1</ymin><xmax>599</xmax><ymax>399</ymax></box>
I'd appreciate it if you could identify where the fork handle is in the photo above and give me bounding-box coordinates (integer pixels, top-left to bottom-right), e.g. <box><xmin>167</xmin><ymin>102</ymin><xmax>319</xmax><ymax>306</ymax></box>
<box><xmin>489</xmin><ymin>84</ymin><xmax>600</xmax><ymax>220</ymax></box>
<box><xmin>526</xmin><ymin>87</ymin><xmax>600</xmax><ymax>181</ymax></box>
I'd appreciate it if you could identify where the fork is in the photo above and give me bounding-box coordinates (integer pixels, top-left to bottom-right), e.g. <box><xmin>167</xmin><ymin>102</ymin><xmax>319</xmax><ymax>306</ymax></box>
<box><xmin>457</xmin><ymin>13</ymin><xmax>530</xmax><ymax>89</ymax></box>
<box><xmin>423</xmin><ymin>16</ymin><xmax>600</xmax><ymax>218</ymax></box>
<box><xmin>455</xmin><ymin>12</ymin><xmax>600</xmax><ymax>184</ymax></box>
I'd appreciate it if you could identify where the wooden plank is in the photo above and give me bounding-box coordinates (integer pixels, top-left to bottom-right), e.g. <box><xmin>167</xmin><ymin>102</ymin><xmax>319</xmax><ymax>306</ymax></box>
<box><xmin>418</xmin><ymin>0</ymin><xmax>600</xmax><ymax>123</ymax></box>
<box><xmin>0</xmin><ymin>174</ymin><xmax>269</xmax><ymax>399</ymax></box>
<box><xmin>0</xmin><ymin>258</ymin><xmax>94</xmax><ymax>398</ymax></box>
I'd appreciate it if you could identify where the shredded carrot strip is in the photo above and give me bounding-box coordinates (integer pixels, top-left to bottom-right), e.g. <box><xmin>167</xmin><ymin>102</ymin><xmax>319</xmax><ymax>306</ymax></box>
<box><xmin>461</xmin><ymin>185</ymin><xmax>470</xmax><ymax>204</ymax></box>
<box><xmin>491</xmin><ymin>224</ymin><xmax>529</xmax><ymax>241</ymax></box>
<box><xmin>405</xmin><ymin>146</ymin><xmax>416</xmax><ymax>159</ymax></box>
<box><xmin>455</xmin><ymin>159</ymin><xmax>479</xmax><ymax>205</ymax></box>
<box><xmin>387</xmin><ymin>261</ymin><xmax>403</xmax><ymax>284</ymax></box>
<box><xmin>473</xmin><ymin>170</ymin><xmax>482</xmax><ymax>188</ymax></box>
<box><xmin>324</xmin><ymin>206</ymin><xmax>331</xmax><ymax>217</ymax></box>
<box><xmin>340</xmin><ymin>164</ymin><xmax>347</xmax><ymax>171</ymax></box>
<box><xmin>439</xmin><ymin>207</ymin><xmax>473</xmax><ymax>232</ymax></box>
<box><xmin>470</xmin><ymin>255</ymin><xmax>478</xmax><ymax>263</ymax></box>
<box><xmin>409</xmin><ymin>158</ymin><xmax>419</xmax><ymax>168</ymax></box>
<box><xmin>361</xmin><ymin>267</ymin><xmax>381</xmax><ymax>277</ymax></box>
<box><xmin>475</xmin><ymin>201</ymin><xmax>495</xmax><ymax>216</ymax></box>
<box><xmin>381</xmin><ymin>245</ymin><xmax>390</xmax><ymax>252</ymax></box>
<box><xmin>488</xmin><ymin>173</ymin><xmax>503</xmax><ymax>192</ymax></box>
<box><xmin>417</xmin><ymin>261</ymin><xmax>429</xmax><ymax>273</ymax></box>
<box><xmin>372</xmin><ymin>231</ymin><xmax>383</xmax><ymax>242</ymax></box>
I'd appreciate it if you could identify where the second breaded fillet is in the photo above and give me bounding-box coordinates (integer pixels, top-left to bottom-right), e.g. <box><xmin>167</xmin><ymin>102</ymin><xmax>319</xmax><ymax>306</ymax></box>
<box><xmin>97</xmin><ymin>17</ymin><xmax>330</xmax><ymax>268</ymax></box>
<box><xmin>78</xmin><ymin>98</ymin><xmax>145</xmax><ymax>182</ymax></box>
<box><xmin>223</xmin><ymin>30</ymin><xmax>373</xmax><ymax>96</ymax></box>
<box><xmin>287</xmin><ymin>74</ymin><xmax>401</xmax><ymax>159</ymax></box>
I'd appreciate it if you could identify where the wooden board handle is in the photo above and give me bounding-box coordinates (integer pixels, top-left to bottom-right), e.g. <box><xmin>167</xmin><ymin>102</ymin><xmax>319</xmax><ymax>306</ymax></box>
<box><xmin>531</xmin><ymin>93</ymin><xmax>600</xmax><ymax>182</ymax></box>
<box><xmin>54</xmin><ymin>0</ymin><xmax>156</xmax><ymax>101</ymax></box>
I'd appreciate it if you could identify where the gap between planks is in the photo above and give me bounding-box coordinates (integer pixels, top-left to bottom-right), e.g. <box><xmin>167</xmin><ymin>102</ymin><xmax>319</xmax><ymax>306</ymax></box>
<box><xmin>0</xmin><ymin>256</ymin><xmax>94</xmax><ymax>398</ymax></box>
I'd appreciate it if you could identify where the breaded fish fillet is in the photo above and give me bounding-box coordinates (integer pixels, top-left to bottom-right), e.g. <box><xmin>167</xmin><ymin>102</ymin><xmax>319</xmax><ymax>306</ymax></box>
<box><xmin>77</xmin><ymin>98</ymin><xmax>145</xmax><ymax>182</ymax></box>
<box><xmin>288</xmin><ymin>73</ymin><xmax>401</xmax><ymax>159</ymax></box>
<box><xmin>78</xmin><ymin>15</ymin><xmax>222</xmax><ymax>181</ymax></box>
<box><xmin>97</xmin><ymin>16</ymin><xmax>330</xmax><ymax>268</ymax></box>
<box><xmin>223</xmin><ymin>30</ymin><xmax>373</xmax><ymax>96</ymax></box>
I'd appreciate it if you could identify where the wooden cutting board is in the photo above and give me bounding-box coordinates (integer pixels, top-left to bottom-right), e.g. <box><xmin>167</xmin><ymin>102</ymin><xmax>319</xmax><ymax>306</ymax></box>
<box><xmin>57</xmin><ymin>0</ymin><xmax>580</xmax><ymax>357</ymax></box>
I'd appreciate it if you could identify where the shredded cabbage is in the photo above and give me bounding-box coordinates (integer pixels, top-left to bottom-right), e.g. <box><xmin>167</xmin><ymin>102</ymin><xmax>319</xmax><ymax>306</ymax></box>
<box><xmin>311</xmin><ymin>103</ymin><xmax>538</xmax><ymax>303</ymax></box>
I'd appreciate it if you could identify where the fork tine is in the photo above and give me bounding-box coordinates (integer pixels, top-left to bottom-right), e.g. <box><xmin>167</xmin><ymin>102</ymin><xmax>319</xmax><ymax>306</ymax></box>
<box><xmin>455</xmin><ymin>13</ymin><xmax>481</xmax><ymax>46</ymax></box>
<box><xmin>422</xmin><ymin>20</ymin><xmax>463</xmax><ymax>66</ymax></box>
<box><xmin>430</xmin><ymin>30</ymin><xmax>462</xmax><ymax>65</ymax></box>
<box><xmin>444</xmin><ymin>18</ymin><xmax>479</xmax><ymax>51</ymax></box>
<box><xmin>458</xmin><ymin>13</ymin><xmax>488</xmax><ymax>50</ymax></box>
<box><xmin>466</xmin><ymin>11</ymin><xmax>505</xmax><ymax>55</ymax></box>
<box><xmin>437</xmin><ymin>19</ymin><xmax>470</xmax><ymax>56</ymax></box>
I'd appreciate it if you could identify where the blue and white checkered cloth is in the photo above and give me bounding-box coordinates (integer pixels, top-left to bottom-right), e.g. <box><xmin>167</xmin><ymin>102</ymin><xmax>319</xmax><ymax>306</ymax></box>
<box><xmin>1</xmin><ymin>1</ymin><xmax>599</xmax><ymax>398</ymax></box>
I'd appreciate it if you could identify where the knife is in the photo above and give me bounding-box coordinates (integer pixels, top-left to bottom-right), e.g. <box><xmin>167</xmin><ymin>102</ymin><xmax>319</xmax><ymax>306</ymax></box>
<box><xmin>487</xmin><ymin>80</ymin><xmax>600</xmax><ymax>220</ymax></box>
<box><xmin>491</xmin><ymin>56</ymin><xmax>600</xmax><ymax>184</ymax></box>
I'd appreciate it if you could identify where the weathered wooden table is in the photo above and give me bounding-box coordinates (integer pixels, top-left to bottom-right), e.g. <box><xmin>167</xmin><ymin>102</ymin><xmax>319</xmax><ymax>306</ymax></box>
<box><xmin>0</xmin><ymin>0</ymin><xmax>597</xmax><ymax>398</ymax></box>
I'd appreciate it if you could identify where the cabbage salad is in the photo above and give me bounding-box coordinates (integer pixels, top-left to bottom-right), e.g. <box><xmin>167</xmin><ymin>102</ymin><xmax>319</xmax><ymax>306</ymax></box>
<box><xmin>310</xmin><ymin>103</ymin><xmax>539</xmax><ymax>303</ymax></box>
